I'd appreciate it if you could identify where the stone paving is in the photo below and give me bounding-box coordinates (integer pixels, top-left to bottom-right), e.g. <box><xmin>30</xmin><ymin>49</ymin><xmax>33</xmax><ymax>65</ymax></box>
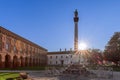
<box><xmin>28</xmin><ymin>70</ymin><xmax>118</xmax><ymax>80</ymax></box>
<box><xmin>0</xmin><ymin>70</ymin><xmax>119</xmax><ymax>80</ymax></box>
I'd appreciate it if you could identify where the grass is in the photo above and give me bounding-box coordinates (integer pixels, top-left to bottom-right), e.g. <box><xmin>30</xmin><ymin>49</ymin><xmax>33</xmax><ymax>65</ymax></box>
<box><xmin>0</xmin><ymin>72</ymin><xmax>20</xmax><ymax>80</ymax></box>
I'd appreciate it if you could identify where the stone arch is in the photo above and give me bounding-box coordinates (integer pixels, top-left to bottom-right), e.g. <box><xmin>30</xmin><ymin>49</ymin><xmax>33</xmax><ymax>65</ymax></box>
<box><xmin>35</xmin><ymin>58</ymin><xmax>37</xmax><ymax>66</ymax></box>
<box><xmin>13</xmin><ymin>55</ymin><xmax>19</xmax><ymax>68</ymax></box>
<box><xmin>5</xmin><ymin>54</ymin><xmax>11</xmax><ymax>68</ymax></box>
<box><xmin>25</xmin><ymin>57</ymin><xmax>28</xmax><ymax>67</ymax></box>
<box><xmin>33</xmin><ymin>58</ymin><xmax>35</xmax><ymax>67</ymax></box>
<box><xmin>38</xmin><ymin>58</ymin><xmax>40</xmax><ymax>66</ymax></box>
<box><xmin>36</xmin><ymin>58</ymin><xmax>38</xmax><ymax>66</ymax></box>
<box><xmin>29</xmin><ymin>57</ymin><xmax>32</xmax><ymax>66</ymax></box>
<box><xmin>0</xmin><ymin>54</ymin><xmax>2</xmax><ymax>68</ymax></box>
<box><xmin>20</xmin><ymin>56</ymin><xmax>24</xmax><ymax>67</ymax></box>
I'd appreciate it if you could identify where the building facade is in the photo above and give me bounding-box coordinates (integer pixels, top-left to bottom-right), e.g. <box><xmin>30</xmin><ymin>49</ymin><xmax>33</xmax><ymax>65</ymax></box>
<box><xmin>47</xmin><ymin>50</ymin><xmax>79</xmax><ymax>66</ymax></box>
<box><xmin>0</xmin><ymin>26</ymin><xmax>47</xmax><ymax>68</ymax></box>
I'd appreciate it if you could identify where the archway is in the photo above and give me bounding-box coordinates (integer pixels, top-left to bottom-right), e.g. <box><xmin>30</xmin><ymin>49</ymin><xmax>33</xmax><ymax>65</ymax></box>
<box><xmin>13</xmin><ymin>55</ymin><xmax>19</xmax><ymax>68</ymax></box>
<box><xmin>33</xmin><ymin>58</ymin><xmax>35</xmax><ymax>67</ymax></box>
<box><xmin>35</xmin><ymin>58</ymin><xmax>38</xmax><ymax>66</ymax></box>
<box><xmin>0</xmin><ymin>55</ymin><xmax>2</xmax><ymax>68</ymax></box>
<box><xmin>29</xmin><ymin>57</ymin><xmax>32</xmax><ymax>66</ymax></box>
<box><xmin>39</xmin><ymin>58</ymin><xmax>41</xmax><ymax>66</ymax></box>
<box><xmin>25</xmin><ymin>57</ymin><xmax>28</xmax><ymax>67</ymax></box>
<box><xmin>5</xmin><ymin>54</ymin><xmax>11</xmax><ymax>68</ymax></box>
<box><xmin>20</xmin><ymin>56</ymin><xmax>24</xmax><ymax>67</ymax></box>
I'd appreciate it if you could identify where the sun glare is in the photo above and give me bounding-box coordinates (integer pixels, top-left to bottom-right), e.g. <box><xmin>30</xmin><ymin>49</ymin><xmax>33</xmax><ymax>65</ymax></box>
<box><xmin>79</xmin><ymin>42</ymin><xmax>87</xmax><ymax>50</ymax></box>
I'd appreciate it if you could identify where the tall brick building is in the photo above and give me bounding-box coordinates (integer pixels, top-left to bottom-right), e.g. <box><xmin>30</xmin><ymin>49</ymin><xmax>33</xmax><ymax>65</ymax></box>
<box><xmin>0</xmin><ymin>26</ymin><xmax>47</xmax><ymax>68</ymax></box>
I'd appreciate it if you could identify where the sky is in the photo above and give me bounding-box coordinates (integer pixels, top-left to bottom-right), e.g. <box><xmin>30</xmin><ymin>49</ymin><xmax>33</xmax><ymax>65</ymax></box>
<box><xmin>0</xmin><ymin>0</ymin><xmax>120</xmax><ymax>51</ymax></box>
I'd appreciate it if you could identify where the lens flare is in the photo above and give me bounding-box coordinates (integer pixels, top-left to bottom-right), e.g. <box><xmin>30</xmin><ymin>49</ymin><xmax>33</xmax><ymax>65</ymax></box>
<box><xmin>79</xmin><ymin>42</ymin><xmax>87</xmax><ymax>50</ymax></box>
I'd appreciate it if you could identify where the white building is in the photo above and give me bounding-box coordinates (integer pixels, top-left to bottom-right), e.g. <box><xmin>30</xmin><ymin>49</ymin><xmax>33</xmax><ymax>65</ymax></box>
<box><xmin>47</xmin><ymin>50</ymin><xmax>79</xmax><ymax>66</ymax></box>
<box><xmin>47</xmin><ymin>51</ymin><xmax>72</xmax><ymax>66</ymax></box>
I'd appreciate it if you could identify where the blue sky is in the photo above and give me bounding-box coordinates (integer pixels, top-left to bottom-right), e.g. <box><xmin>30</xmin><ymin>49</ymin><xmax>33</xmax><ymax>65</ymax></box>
<box><xmin>0</xmin><ymin>0</ymin><xmax>120</xmax><ymax>51</ymax></box>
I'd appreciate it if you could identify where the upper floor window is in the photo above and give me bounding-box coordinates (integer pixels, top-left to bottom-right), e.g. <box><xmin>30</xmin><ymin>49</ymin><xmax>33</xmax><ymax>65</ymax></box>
<box><xmin>14</xmin><ymin>46</ymin><xmax>17</xmax><ymax>53</ymax></box>
<box><xmin>20</xmin><ymin>48</ymin><xmax>23</xmax><ymax>53</ymax></box>
<box><xmin>6</xmin><ymin>43</ymin><xmax>9</xmax><ymax>50</ymax></box>
<box><xmin>2</xmin><ymin>42</ymin><xmax>4</xmax><ymax>48</ymax></box>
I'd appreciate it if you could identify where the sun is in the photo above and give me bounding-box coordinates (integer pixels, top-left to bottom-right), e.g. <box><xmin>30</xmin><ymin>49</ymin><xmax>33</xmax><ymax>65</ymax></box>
<box><xmin>79</xmin><ymin>42</ymin><xmax>87</xmax><ymax>50</ymax></box>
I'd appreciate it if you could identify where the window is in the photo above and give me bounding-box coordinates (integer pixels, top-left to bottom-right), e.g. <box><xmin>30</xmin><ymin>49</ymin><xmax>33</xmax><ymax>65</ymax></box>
<box><xmin>2</xmin><ymin>42</ymin><xmax>4</xmax><ymax>48</ymax></box>
<box><xmin>56</xmin><ymin>56</ymin><xmax>58</xmax><ymax>59</ymax></box>
<box><xmin>14</xmin><ymin>46</ymin><xmax>16</xmax><ymax>53</ymax></box>
<box><xmin>14</xmin><ymin>46</ymin><xmax>18</xmax><ymax>53</ymax></box>
<box><xmin>56</xmin><ymin>61</ymin><xmax>57</xmax><ymax>64</ymax></box>
<box><xmin>20</xmin><ymin>48</ymin><xmax>23</xmax><ymax>53</ymax></box>
<box><xmin>66</xmin><ymin>56</ymin><xmax>68</xmax><ymax>58</ymax></box>
<box><xmin>6</xmin><ymin>43</ymin><xmax>9</xmax><ymax>50</ymax></box>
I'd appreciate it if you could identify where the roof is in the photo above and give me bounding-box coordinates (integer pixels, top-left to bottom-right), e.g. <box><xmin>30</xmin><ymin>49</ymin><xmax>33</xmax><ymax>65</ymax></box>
<box><xmin>47</xmin><ymin>51</ymin><xmax>74</xmax><ymax>55</ymax></box>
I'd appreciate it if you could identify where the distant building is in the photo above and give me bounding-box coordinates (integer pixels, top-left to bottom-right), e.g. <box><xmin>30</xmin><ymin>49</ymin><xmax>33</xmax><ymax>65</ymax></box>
<box><xmin>47</xmin><ymin>49</ymin><xmax>87</xmax><ymax>66</ymax></box>
<box><xmin>0</xmin><ymin>26</ymin><xmax>47</xmax><ymax>68</ymax></box>
<box><xmin>47</xmin><ymin>50</ymin><xmax>77</xmax><ymax>66</ymax></box>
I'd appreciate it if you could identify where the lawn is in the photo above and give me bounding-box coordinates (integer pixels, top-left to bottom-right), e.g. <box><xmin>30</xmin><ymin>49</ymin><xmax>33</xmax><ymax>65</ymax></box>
<box><xmin>0</xmin><ymin>72</ymin><xmax>20</xmax><ymax>80</ymax></box>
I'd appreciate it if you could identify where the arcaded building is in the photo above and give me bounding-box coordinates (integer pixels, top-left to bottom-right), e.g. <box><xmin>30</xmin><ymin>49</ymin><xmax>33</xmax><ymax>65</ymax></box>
<box><xmin>0</xmin><ymin>26</ymin><xmax>47</xmax><ymax>68</ymax></box>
